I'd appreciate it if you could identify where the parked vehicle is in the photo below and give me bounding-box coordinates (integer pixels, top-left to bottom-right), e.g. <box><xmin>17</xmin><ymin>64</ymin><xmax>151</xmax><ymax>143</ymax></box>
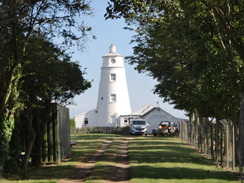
<box><xmin>129</xmin><ymin>119</ymin><xmax>148</xmax><ymax>136</ymax></box>
<box><xmin>152</xmin><ymin>121</ymin><xmax>177</xmax><ymax>136</ymax></box>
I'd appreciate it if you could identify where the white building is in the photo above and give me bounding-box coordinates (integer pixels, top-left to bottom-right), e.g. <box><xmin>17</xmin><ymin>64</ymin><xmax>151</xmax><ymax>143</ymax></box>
<box><xmin>129</xmin><ymin>104</ymin><xmax>180</xmax><ymax>133</ymax></box>
<box><xmin>96</xmin><ymin>44</ymin><xmax>131</xmax><ymax>126</ymax></box>
<box><xmin>74</xmin><ymin>45</ymin><xmax>182</xmax><ymax>132</ymax></box>
<box><xmin>75</xmin><ymin>44</ymin><xmax>131</xmax><ymax>128</ymax></box>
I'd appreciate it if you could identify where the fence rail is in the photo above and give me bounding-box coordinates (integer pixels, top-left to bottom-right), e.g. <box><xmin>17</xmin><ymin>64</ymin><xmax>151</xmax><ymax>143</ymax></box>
<box><xmin>179</xmin><ymin>119</ymin><xmax>236</xmax><ymax>171</ymax></box>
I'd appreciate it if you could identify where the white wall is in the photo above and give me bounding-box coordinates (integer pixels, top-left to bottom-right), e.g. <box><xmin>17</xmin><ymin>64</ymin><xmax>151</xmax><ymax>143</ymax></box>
<box><xmin>74</xmin><ymin>112</ymin><xmax>86</xmax><ymax>129</ymax></box>
<box><xmin>74</xmin><ymin>109</ymin><xmax>98</xmax><ymax>128</ymax></box>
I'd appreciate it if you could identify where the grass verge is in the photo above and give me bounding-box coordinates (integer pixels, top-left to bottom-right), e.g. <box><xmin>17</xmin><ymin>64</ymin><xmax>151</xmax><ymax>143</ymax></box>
<box><xmin>128</xmin><ymin>136</ymin><xmax>239</xmax><ymax>183</ymax></box>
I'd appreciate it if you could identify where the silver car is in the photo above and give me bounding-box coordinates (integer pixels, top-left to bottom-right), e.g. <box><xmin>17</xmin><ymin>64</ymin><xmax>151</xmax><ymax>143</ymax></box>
<box><xmin>129</xmin><ymin>119</ymin><xmax>148</xmax><ymax>136</ymax></box>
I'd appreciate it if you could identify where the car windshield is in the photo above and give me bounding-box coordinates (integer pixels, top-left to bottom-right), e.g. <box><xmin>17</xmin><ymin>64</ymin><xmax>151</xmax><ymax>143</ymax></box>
<box><xmin>133</xmin><ymin>121</ymin><xmax>146</xmax><ymax>125</ymax></box>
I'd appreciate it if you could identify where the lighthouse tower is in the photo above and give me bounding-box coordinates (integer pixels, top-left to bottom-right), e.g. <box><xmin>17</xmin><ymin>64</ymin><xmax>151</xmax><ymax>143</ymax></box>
<box><xmin>96</xmin><ymin>44</ymin><xmax>131</xmax><ymax>126</ymax></box>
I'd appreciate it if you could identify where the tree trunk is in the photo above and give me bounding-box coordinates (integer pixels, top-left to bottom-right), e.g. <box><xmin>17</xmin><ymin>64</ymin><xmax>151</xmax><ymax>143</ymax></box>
<box><xmin>204</xmin><ymin>119</ymin><xmax>210</xmax><ymax>155</ymax></box>
<box><xmin>32</xmin><ymin>118</ymin><xmax>43</xmax><ymax>167</ymax></box>
<box><xmin>220</xmin><ymin>124</ymin><xmax>223</xmax><ymax>167</ymax></box>
<box><xmin>194</xmin><ymin>110</ymin><xmax>200</xmax><ymax>151</ymax></box>
<box><xmin>189</xmin><ymin>111</ymin><xmax>194</xmax><ymax>145</ymax></box>
<box><xmin>211</xmin><ymin>122</ymin><xmax>215</xmax><ymax>161</ymax></box>
<box><xmin>21</xmin><ymin>115</ymin><xmax>36</xmax><ymax>170</ymax></box>
<box><xmin>238</xmin><ymin>92</ymin><xmax>244</xmax><ymax>181</ymax></box>
<box><xmin>215</xmin><ymin>120</ymin><xmax>220</xmax><ymax>163</ymax></box>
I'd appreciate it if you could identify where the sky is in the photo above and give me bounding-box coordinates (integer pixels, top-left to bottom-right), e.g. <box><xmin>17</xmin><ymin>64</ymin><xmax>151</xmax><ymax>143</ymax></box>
<box><xmin>67</xmin><ymin>0</ymin><xmax>187</xmax><ymax>119</ymax></box>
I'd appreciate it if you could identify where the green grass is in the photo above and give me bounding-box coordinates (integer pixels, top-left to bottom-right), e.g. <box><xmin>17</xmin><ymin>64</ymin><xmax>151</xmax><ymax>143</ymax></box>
<box><xmin>0</xmin><ymin>133</ymin><xmax>117</xmax><ymax>183</ymax></box>
<box><xmin>85</xmin><ymin>137</ymin><xmax>128</xmax><ymax>182</ymax></box>
<box><xmin>0</xmin><ymin>134</ymin><xmax>240</xmax><ymax>183</ymax></box>
<box><xmin>129</xmin><ymin>136</ymin><xmax>239</xmax><ymax>183</ymax></box>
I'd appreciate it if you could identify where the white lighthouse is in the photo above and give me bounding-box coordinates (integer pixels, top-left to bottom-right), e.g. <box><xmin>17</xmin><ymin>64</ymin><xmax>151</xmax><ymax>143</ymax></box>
<box><xmin>74</xmin><ymin>45</ymin><xmax>182</xmax><ymax>130</ymax></box>
<box><xmin>96</xmin><ymin>44</ymin><xmax>131</xmax><ymax>126</ymax></box>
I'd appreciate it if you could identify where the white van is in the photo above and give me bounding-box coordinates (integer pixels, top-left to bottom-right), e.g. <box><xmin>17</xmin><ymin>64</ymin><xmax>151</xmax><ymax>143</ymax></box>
<box><xmin>129</xmin><ymin>119</ymin><xmax>148</xmax><ymax>136</ymax></box>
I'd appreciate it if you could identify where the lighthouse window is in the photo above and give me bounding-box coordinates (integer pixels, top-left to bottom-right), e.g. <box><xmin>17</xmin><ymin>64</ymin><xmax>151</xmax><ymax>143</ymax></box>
<box><xmin>110</xmin><ymin>94</ymin><xmax>116</xmax><ymax>102</ymax></box>
<box><xmin>110</xmin><ymin>74</ymin><xmax>116</xmax><ymax>81</ymax></box>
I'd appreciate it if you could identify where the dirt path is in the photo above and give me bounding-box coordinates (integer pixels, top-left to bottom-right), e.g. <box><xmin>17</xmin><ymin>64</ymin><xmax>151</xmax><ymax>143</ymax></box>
<box><xmin>59</xmin><ymin>137</ymin><xmax>134</xmax><ymax>183</ymax></box>
<box><xmin>110</xmin><ymin>138</ymin><xmax>131</xmax><ymax>182</ymax></box>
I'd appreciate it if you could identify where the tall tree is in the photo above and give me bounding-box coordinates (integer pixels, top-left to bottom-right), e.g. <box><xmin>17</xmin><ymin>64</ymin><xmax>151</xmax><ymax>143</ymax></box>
<box><xmin>105</xmin><ymin>0</ymin><xmax>243</xmax><ymax>123</ymax></box>
<box><xmin>105</xmin><ymin>0</ymin><xmax>243</xmax><ymax>173</ymax></box>
<box><xmin>0</xmin><ymin>0</ymin><xmax>92</xmax><ymax>174</ymax></box>
<box><xmin>18</xmin><ymin>33</ymin><xmax>91</xmax><ymax>170</ymax></box>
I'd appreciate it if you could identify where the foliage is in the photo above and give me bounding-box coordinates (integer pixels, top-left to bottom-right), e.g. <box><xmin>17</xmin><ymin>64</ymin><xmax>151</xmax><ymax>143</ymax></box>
<box><xmin>0</xmin><ymin>0</ymin><xmax>93</xmax><ymax>114</ymax></box>
<box><xmin>105</xmin><ymin>0</ymin><xmax>243</xmax><ymax>120</ymax></box>
<box><xmin>0</xmin><ymin>0</ymin><xmax>93</xmax><ymax>174</ymax></box>
<box><xmin>105</xmin><ymin>0</ymin><xmax>244</xmax><ymax>176</ymax></box>
<box><xmin>4</xmin><ymin>111</ymin><xmax>24</xmax><ymax>173</ymax></box>
<box><xmin>20</xmin><ymin>33</ymin><xmax>91</xmax><ymax>106</ymax></box>
<box><xmin>15</xmin><ymin>33</ymin><xmax>91</xmax><ymax>170</ymax></box>
<box><xmin>0</xmin><ymin>114</ymin><xmax>15</xmax><ymax>173</ymax></box>
<box><xmin>70</xmin><ymin>119</ymin><xmax>75</xmax><ymax>128</ymax></box>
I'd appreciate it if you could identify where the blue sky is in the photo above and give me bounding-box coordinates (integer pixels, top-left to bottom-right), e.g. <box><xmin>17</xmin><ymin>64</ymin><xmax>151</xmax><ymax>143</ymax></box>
<box><xmin>68</xmin><ymin>0</ymin><xmax>187</xmax><ymax>119</ymax></box>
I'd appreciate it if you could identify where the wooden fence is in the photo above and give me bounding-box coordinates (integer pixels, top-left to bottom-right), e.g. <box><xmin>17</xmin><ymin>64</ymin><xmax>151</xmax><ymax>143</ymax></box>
<box><xmin>179</xmin><ymin>119</ymin><xmax>236</xmax><ymax>171</ymax></box>
<box><xmin>42</xmin><ymin>104</ymin><xmax>70</xmax><ymax>164</ymax></box>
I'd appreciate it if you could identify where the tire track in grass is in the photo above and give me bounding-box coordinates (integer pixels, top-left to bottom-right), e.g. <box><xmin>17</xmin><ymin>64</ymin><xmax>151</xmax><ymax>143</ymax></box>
<box><xmin>110</xmin><ymin>137</ymin><xmax>134</xmax><ymax>182</ymax></box>
<box><xmin>59</xmin><ymin>139</ymin><xmax>113</xmax><ymax>183</ymax></box>
<box><xmin>59</xmin><ymin>136</ymin><xmax>134</xmax><ymax>183</ymax></box>
<box><xmin>86</xmin><ymin>137</ymin><xmax>134</xmax><ymax>183</ymax></box>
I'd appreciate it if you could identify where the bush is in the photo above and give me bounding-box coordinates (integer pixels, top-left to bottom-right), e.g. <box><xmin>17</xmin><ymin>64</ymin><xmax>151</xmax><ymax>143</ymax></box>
<box><xmin>4</xmin><ymin>158</ymin><xmax>19</xmax><ymax>174</ymax></box>
<box><xmin>70</xmin><ymin>119</ymin><xmax>75</xmax><ymax>128</ymax></box>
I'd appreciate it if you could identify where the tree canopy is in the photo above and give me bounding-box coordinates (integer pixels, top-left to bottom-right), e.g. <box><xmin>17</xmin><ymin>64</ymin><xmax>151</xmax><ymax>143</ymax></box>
<box><xmin>17</xmin><ymin>33</ymin><xmax>91</xmax><ymax>170</ymax></box>
<box><xmin>0</xmin><ymin>0</ymin><xmax>93</xmax><ymax>115</ymax></box>
<box><xmin>21</xmin><ymin>33</ymin><xmax>91</xmax><ymax>106</ymax></box>
<box><xmin>105</xmin><ymin>0</ymin><xmax>244</xmax><ymax>175</ymax></box>
<box><xmin>105</xmin><ymin>0</ymin><xmax>243</xmax><ymax>121</ymax></box>
<box><xmin>0</xmin><ymin>0</ymin><xmax>93</xmax><ymax>174</ymax></box>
